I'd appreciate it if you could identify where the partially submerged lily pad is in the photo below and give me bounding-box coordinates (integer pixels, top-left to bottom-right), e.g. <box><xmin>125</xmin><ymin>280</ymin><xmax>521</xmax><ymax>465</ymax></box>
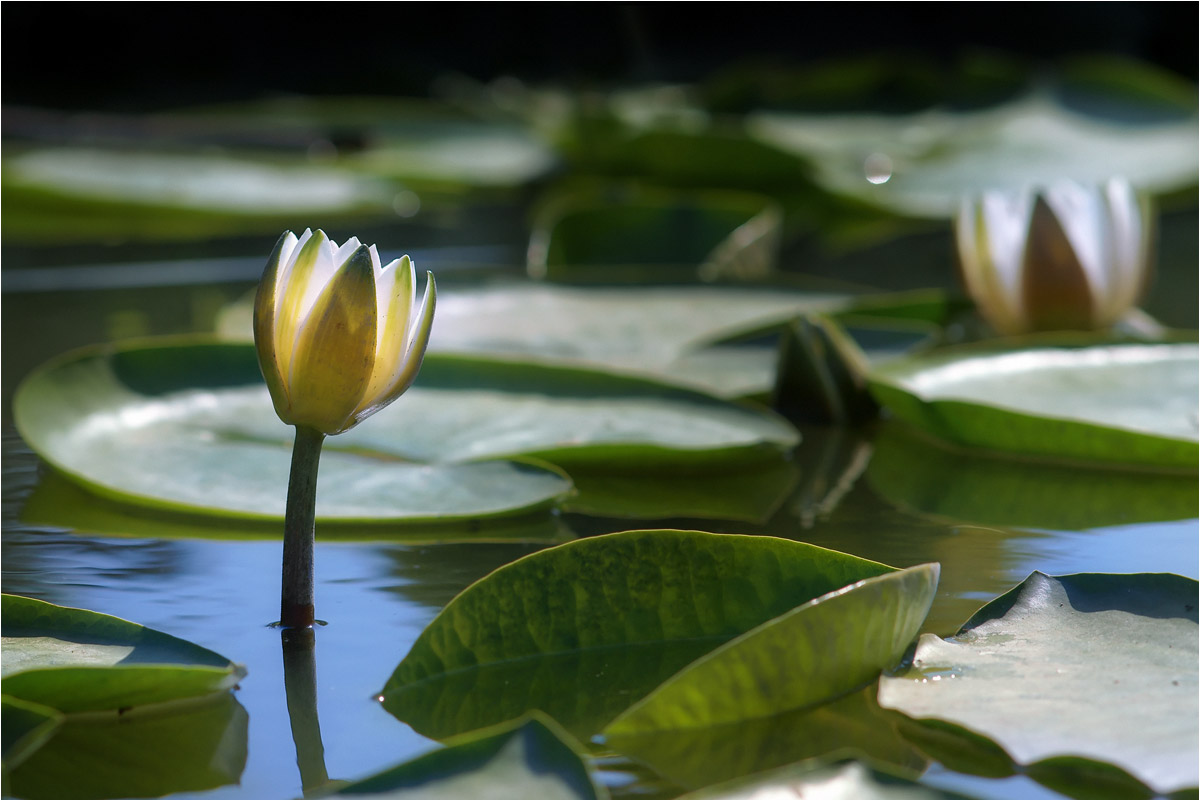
<box><xmin>1</xmin><ymin>594</ymin><xmax>244</xmax><ymax>714</ymax></box>
<box><xmin>14</xmin><ymin>339</ymin><xmax>800</xmax><ymax>522</ymax></box>
<box><xmin>878</xmin><ymin>571</ymin><xmax>1199</xmax><ymax>797</ymax></box>
<box><xmin>867</xmin><ymin>340</ymin><xmax>1199</xmax><ymax>469</ymax></box>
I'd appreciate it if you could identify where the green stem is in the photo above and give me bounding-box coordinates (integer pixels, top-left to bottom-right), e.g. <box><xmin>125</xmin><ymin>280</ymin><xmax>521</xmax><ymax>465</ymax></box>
<box><xmin>281</xmin><ymin>627</ymin><xmax>330</xmax><ymax>795</ymax></box>
<box><xmin>281</xmin><ymin>425</ymin><xmax>325</xmax><ymax>628</ymax></box>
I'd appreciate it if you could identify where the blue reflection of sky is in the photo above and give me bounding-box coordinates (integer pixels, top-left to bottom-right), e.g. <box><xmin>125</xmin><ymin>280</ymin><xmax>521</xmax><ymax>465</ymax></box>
<box><xmin>1008</xmin><ymin>519</ymin><xmax>1199</xmax><ymax>582</ymax></box>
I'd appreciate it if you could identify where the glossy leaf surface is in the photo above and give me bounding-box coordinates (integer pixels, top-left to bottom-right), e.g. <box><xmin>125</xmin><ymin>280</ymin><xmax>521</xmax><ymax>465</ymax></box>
<box><xmin>868</xmin><ymin>340</ymin><xmax>1199</xmax><ymax>469</ymax></box>
<box><xmin>381</xmin><ymin>530</ymin><xmax>897</xmax><ymax>739</ymax></box>
<box><xmin>605</xmin><ymin>563</ymin><xmax>938</xmax><ymax>734</ymax></box>
<box><xmin>878</xmin><ymin>571</ymin><xmax>1199</xmax><ymax>796</ymax></box>
<box><xmin>1</xmin><ymin>595</ymin><xmax>244</xmax><ymax>714</ymax></box>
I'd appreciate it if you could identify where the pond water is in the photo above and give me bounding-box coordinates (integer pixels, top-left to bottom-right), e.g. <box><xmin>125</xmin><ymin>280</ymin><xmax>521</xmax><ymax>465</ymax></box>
<box><xmin>2</xmin><ymin>267</ymin><xmax>1196</xmax><ymax>799</ymax></box>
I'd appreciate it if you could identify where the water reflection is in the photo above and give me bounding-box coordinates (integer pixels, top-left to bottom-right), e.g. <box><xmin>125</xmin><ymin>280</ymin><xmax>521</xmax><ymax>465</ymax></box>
<box><xmin>280</xmin><ymin>627</ymin><xmax>332</xmax><ymax>796</ymax></box>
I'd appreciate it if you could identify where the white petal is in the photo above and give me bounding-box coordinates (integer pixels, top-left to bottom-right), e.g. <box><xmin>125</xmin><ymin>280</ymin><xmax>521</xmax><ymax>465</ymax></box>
<box><xmin>296</xmin><ymin>234</ymin><xmax>341</xmax><ymax>325</ymax></box>
<box><xmin>978</xmin><ymin>189</ymin><xmax>1032</xmax><ymax>330</ymax></box>
<box><xmin>1100</xmin><ymin>177</ymin><xmax>1148</xmax><ymax>324</ymax></box>
<box><xmin>333</xmin><ymin>236</ymin><xmax>361</xmax><ymax>267</ymax></box>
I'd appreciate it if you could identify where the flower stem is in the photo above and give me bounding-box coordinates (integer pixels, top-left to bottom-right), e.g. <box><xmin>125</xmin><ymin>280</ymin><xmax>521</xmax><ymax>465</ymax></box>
<box><xmin>280</xmin><ymin>425</ymin><xmax>325</xmax><ymax>628</ymax></box>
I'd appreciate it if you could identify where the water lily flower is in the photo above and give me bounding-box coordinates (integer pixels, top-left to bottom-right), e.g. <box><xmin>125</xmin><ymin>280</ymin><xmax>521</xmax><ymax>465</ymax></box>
<box><xmin>253</xmin><ymin>228</ymin><xmax>436</xmax><ymax>435</ymax></box>
<box><xmin>955</xmin><ymin>177</ymin><xmax>1152</xmax><ymax>335</ymax></box>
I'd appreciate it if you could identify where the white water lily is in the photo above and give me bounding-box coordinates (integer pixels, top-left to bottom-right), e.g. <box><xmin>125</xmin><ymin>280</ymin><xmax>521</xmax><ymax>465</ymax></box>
<box><xmin>955</xmin><ymin>177</ymin><xmax>1152</xmax><ymax>335</ymax></box>
<box><xmin>253</xmin><ymin>228</ymin><xmax>436</xmax><ymax>435</ymax></box>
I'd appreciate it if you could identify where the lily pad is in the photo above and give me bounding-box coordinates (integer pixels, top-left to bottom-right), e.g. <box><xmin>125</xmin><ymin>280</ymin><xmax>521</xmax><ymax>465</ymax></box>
<box><xmin>603</xmin><ymin>563</ymin><xmax>938</xmax><ymax>734</ymax></box>
<box><xmin>868</xmin><ymin>422</ymin><xmax>1200</xmax><ymax>530</ymax></box>
<box><xmin>381</xmin><ymin>529</ymin><xmax>899</xmax><ymax>739</ymax></box>
<box><xmin>867</xmin><ymin>340</ymin><xmax>1199</xmax><ymax>469</ymax></box>
<box><xmin>684</xmin><ymin>755</ymin><xmax>965</xmax><ymax>800</ymax></box>
<box><xmin>605</xmin><ymin>687</ymin><xmax>926</xmax><ymax>792</ymax></box>
<box><xmin>528</xmin><ymin>189</ymin><xmax>782</xmax><ymax>282</ymax></box>
<box><xmin>1</xmin><ymin>595</ymin><xmax>244</xmax><ymax>715</ymax></box>
<box><xmin>749</xmin><ymin>93</ymin><xmax>1199</xmax><ymax>218</ymax></box>
<box><xmin>5</xmin><ymin>691</ymin><xmax>248</xmax><ymax>800</ymax></box>
<box><xmin>332</xmin><ymin>714</ymin><xmax>600</xmax><ymax>799</ymax></box>
<box><xmin>878</xmin><ymin>571</ymin><xmax>1199</xmax><ymax>796</ymax></box>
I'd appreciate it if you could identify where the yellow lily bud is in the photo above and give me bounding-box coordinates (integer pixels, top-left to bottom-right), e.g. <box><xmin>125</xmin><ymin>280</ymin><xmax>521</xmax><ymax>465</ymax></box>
<box><xmin>253</xmin><ymin>229</ymin><xmax>436</xmax><ymax>435</ymax></box>
<box><xmin>955</xmin><ymin>177</ymin><xmax>1152</xmax><ymax>336</ymax></box>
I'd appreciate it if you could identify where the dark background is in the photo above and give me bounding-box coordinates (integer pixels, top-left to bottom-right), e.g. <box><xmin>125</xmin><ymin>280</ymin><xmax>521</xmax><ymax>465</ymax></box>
<box><xmin>4</xmin><ymin>3</ymin><xmax>1196</xmax><ymax>111</ymax></box>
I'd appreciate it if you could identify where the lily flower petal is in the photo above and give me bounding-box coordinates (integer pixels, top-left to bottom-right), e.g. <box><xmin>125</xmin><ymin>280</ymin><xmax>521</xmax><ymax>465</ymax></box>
<box><xmin>286</xmin><ymin>246</ymin><xmax>378</xmax><ymax>434</ymax></box>
<box><xmin>351</xmin><ymin>272</ymin><xmax>436</xmax><ymax>426</ymax></box>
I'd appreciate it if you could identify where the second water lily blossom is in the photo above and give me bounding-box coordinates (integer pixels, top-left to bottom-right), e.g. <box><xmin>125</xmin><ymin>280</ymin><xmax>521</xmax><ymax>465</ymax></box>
<box><xmin>254</xmin><ymin>229</ymin><xmax>436</xmax><ymax>436</ymax></box>
<box><xmin>955</xmin><ymin>177</ymin><xmax>1152</xmax><ymax>336</ymax></box>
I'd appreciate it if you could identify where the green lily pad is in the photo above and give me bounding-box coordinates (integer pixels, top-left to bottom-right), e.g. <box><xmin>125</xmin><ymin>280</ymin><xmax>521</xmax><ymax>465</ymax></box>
<box><xmin>14</xmin><ymin>340</ymin><xmax>798</xmax><ymax>521</ymax></box>
<box><xmin>529</xmin><ymin>189</ymin><xmax>781</xmax><ymax>282</ymax></box>
<box><xmin>684</xmin><ymin>755</ymin><xmax>965</xmax><ymax>800</ymax></box>
<box><xmin>1</xmin><ymin>696</ymin><xmax>62</xmax><ymax>774</ymax></box>
<box><xmin>5</xmin><ymin>691</ymin><xmax>248</xmax><ymax>800</ymax></box>
<box><xmin>2</xmin><ymin>146</ymin><xmax>394</xmax><ymax>242</ymax></box>
<box><xmin>381</xmin><ymin>529</ymin><xmax>899</xmax><ymax>739</ymax></box>
<box><xmin>867</xmin><ymin>422</ymin><xmax>1200</xmax><ymax>530</ymax></box>
<box><xmin>331</xmin><ymin>714</ymin><xmax>601</xmax><ymax>799</ymax></box>
<box><xmin>1</xmin><ymin>594</ymin><xmax>244</xmax><ymax>714</ymax></box>
<box><xmin>604</xmin><ymin>563</ymin><xmax>938</xmax><ymax>735</ymax></box>
<box><xmin>21</xmin><ymin>468</ymin><xmax>575</xmax><ymax>544</ymax></box>
<box><xmin>878</xmin><ymin>571</ymin><xmax>1199</xmax><ymax>796</ymax></box>
<box><xmin>749</xmin><ymin>93</ymin><xmax>1199</xmax><ymax>218</ymax></box>
<box><xmin>867</xmin><ymin>340</ymin><xmax>1199</xmax><ymax>469</ymax></box>
<box><xmin>605</xmin><ymin>687</ymin><xmax>926</xmax><ymax>792</ymax></box>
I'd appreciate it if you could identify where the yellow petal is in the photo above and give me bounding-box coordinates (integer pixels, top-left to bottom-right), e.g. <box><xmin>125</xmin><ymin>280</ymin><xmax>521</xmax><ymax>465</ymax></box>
<box><xmin>286</xmin><ymin>246</ymin><xmax>378</xmax><ymax>435</ymax></box>
<box><xmin>350</xmin><ymin>271</ymin><xmax>436</xmax><ymax>427</ymax></box>
<box><xmin>360</xmin><ymin>255</ymin><xmax>415</xmax><ymax>408</ymax></box>
<box><xmin>274</xmin><ymin>229</ymin><xmax>330</xmax><ymax>386</ymax></box>
<box><xmin>254</xmin><ymin>231</ymin><xmax>298</xmax><ymax>422</ymax></box>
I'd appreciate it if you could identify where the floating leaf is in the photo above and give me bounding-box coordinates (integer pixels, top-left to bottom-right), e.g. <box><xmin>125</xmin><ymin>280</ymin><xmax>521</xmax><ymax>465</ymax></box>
<box><xmin>684</xmin><ymin>755</ymin><xmax>965</xmax><ymax>800</ymax></box>
<box><xmin>5</xmin><ymin>692</ymin><xmax>248</xmax><ymax>799</ymax></box>
<box><xmin>605</xmin><ymin>687</ymin><xmax>926</xmax><ymax>792</ymax></box>
<box><xmin>868</xmin><ymin>422</ymin><xmax>1200</xmax><ymax>530</ymax></box>
<box><xmin>528</xmin><ymin>189</ymin><xmax>781</xmax><ymax>282</ymax></box>
<box><xmin>867</xmin><ymin>340</ymin><xmax>1199</xmax><ymax>469</ymax></box>
<box><xmin>878</xmin><ymin>571</ymin><xmax>1199</xmax><ymax>796</ymax></box>
<box><xmin>1</xmin><ymin>594</ymin><xmax>244</xmax><ymax>714</ymax></box>
<box><xmin>331</xmin><ymin>714</ymin><xmax>601</xmax><ymax>800</ymax></box>
<box><xmin>381</xmin><ymin>530</ymin><xmax>898</xmax><ymax>739</ymax></box>
<box><xmin>749</xmin><ymin>94</ymin><xmax>1199</xmax><ymax>218</ymax></box>
<box><xmin>604</xmin><ymin>563</ymin><xmax>938</xmax><ymax>734</ymax></box>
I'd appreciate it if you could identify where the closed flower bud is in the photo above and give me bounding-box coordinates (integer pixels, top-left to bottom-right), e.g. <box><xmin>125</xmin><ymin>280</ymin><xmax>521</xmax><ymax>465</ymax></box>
<box><xmin>253</xmin><ymin>229</ymin><xmax>436</xmax><ymax>435</ymax></box>
<box><xmin>955</xmin><ymin>178</ymin><xmax>1152</xmax><ymax>335</ymax></box>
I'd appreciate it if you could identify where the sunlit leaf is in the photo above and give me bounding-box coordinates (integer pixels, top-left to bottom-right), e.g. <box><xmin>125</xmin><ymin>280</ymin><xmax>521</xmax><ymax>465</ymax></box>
<box><xmin>605</xmin><ymin>687</ymin><xmax>926</xmax><ymax>792</ymax></box>
<box><xmin>1</xmin><ymin>595</ymin><xmax>244</xmax><ymax>714</ymax></box>
<box><xmin>878</xmin><ymin>571</ymin><xmax>1199</xmax><ymax>796</ymax></box>
<box><xmin>381</xmin><ymin>530</ymin><xmax>898</xmax><ymax>739</ymax></box>
<box><xmin>867</xmin><ymin>339</ymin><xmax>1199</xmax><ymax>469</ymax></box>
<box><xmin>603</xmin><ymin>563</ymin><xmax>938</xmax><ymax>734</ymax></box>
<box><xmin>331</xmin><ymin>714</ymin><xmax>602</xmax><ymax>799</ymax></box>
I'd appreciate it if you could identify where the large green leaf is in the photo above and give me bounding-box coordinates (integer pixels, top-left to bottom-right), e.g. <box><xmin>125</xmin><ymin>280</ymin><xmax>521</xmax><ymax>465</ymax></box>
<box><xmin>749</xmin><ymin>93</ymin><xmax>1199</xmax><ymax>218</ymax></box>
<box><xmin>604</xmin><ymin>563</ymin><xmax>938</xmax><ymax>734</ymax></box>
<box><xmin>878</xmin><ymin>571</ymin><xmax>1199</xmax><ymax>797</ymax></box>
<box><xmin>604</xmin><ymin>687</ymin><xmax>926</xmax><ymax>792</ymax></box>
<box><xmin>4</xmin><ymin>691</ymin><xmax>248</xmax><ymax>799</ymax></box>
<box><xmin>1</xmin><ymin>595</ymin><xmax>244</xmax><ymax>715</ymax></box>
<box><xmin>14</xmin><ymin>340</ymin><xmax>798</xmax><ymax>521</ymax></box>
<box><xmin>381</xmin><ymin>530</ymin><xmax>897</xmax><ymax>739</ymax></box>
<box><xmin>330</xmin><ymin>714</ymin><xmax>602</xmax><ymax>799</ymax></box>
<box><xmin>868</xmin><ymin>422</ymin><xmax>1200</xmax><ymax>530</ymax></box>
<box><xmin>867</xmin><ymin>340</ymin><xmax>1199</xmax><ymax>469</ymax></box>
